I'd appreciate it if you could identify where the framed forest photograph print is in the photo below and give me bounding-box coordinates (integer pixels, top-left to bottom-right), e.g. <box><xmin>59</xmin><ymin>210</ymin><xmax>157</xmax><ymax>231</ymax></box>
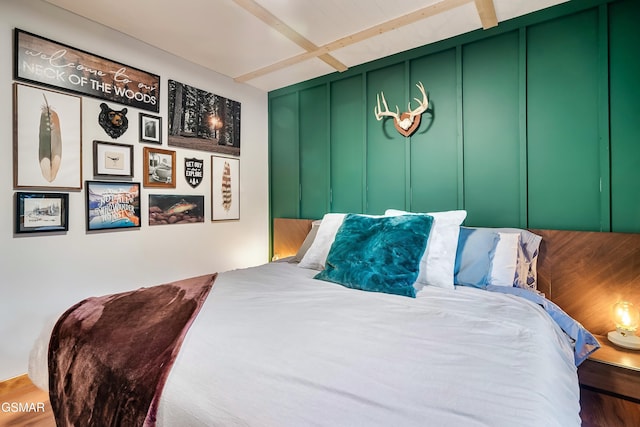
<box><xmin>86</xmin><ymin>181</ymin><xmax>141</xmax><ymax>231</ymax></box>
<box><xmin>168</xmin><ymin>80</ymin><xmax>240</xmax><ymax>155</ymax></box>
<box><xmin>93</xmin><ymin>140</ymin><xmax>134</xmax><ymax>178</ymax></box>
<box><xmin>15</xmin><ymin>192</ymin><xmax>69</xmax><ymax>234</ymax></box>
<box><xmin>143</xmin><ymin>147</ymin><xmax>175</xmax><ymax>188</ymax></box>
<box><xmin>211</xmin><ymin>156</ymin><xmax>239</xmax><ymax>221</ymax></box>
<box><xmin>139</xmin><ymin>113</ymin><xmax>162</xmax><ymax>144</ymax></box>
<box><xmin>13</xmin><ymin>83</ymin><xmax>82</xmax><ymax>190</ymax></box>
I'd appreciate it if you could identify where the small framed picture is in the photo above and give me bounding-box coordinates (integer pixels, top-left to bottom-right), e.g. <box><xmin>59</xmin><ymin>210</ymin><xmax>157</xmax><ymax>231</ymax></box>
<box><xmin>93</xmin><ymin>140</ymin><xmax>134</xmax><ymax>178</ymax></box>
<box><xmin>211</xmin><ymin>156</ymin><xmax>240</xmax><ymax>221</ymax></box>
<box><xmin>15</xmin><ymin>192</ymin><xmax>69</xmax><ymax>233</ymax></box>
<box><xmin>139</xmin><ymin>113</ymin><xmax>162</xmax><ymax>144</ymax></box>
<box><xmin>86</xmin><ymin>181</ymin><xmax>141</xmax><ymax>231</ymax></box>
<box><xmin>143</xmin><ymin>147</ymin><xmax>176</xmax><ymax>188</ymax></box>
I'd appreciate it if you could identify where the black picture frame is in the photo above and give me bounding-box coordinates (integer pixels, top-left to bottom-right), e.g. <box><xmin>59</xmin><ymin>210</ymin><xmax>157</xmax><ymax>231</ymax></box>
<box><xmin>139</xmin><ymin>113</ymin><xmax>162</xmax><ymax>144</ymax></box>
<box><xmin>93</xmin><ymin>140</ymin><xmax>134</xmax><ymax>178</ymax></box>
<box><xmin>15</xmin><ymin>192</ymin><xmax>69</xmax><ymax>234</ymax></box>
<box><xmin>86</xmin><ymin>181</ymin><xmax>141</xmax><ymax>231</ymax></box>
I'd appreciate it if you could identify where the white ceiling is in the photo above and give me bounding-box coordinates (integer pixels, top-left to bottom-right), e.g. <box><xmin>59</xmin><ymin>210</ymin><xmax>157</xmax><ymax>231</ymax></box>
<box><xmin>43</xmin><ymin>0</ymin><xmax>569</xmax><ymax>92</ymax></box>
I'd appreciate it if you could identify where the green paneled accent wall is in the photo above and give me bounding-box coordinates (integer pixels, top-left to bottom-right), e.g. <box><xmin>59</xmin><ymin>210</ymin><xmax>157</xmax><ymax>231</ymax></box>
<box><xmin>269</xmin><ymin>92</ymin><xmax>299</xmax><ymax>218</ymax></box>
<box><xmin>462</xmin><ymin>32</ymin><xmax>521</xmax><ymax>227</ymax></box>
<box><xmin>409</xmin><ymin>49</ymin><xmax>460</xmax><ymax>213</ymax></box>
<box><xmin>299</xmin><ymin>85</ymin><xmax>330</xmax><ymax>219</ymax></box>
<box><xmin>609</xmin><ymin>0</ymin><xmax>640</xmax><ymax>232</ymax></box>
<box><xmin>330</xmin><ymin>75</ymin><xmax>365</xmax><ymax>213</ymax></box>
<box><xmin>366</xmin><ymin>64</ymin><xmax>407</xmax><ymax>214</ymax></box>
<box><xmin>527</xmin><ymin>9</ymin><xmax>602</xmax><ymax>231</ymax></box>
<box><xmin>269</xmin><ymin>0</ymin><xmax>639</xmax><ymax>233</ymax></box>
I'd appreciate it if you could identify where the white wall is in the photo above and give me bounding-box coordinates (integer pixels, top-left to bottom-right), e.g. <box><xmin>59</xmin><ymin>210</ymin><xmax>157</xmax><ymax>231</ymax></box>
<box><xmin>0</xmin><ymin>0</ymin><xmax>269</xmax><ymax>380</ymax></box>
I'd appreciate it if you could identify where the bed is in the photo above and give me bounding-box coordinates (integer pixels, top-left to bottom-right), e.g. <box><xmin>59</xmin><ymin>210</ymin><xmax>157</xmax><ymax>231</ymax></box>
<box><xmin>29</xmin><ymin>210</ymin><xmax>611</xmax><ymax>426</ymax></box>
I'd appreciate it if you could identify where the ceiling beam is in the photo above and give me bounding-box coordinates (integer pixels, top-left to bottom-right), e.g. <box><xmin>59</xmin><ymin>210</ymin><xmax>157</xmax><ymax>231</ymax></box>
<box><xmin>474</xmin><ymin>0</ymin><xmax>498</xmax><ymax>29</ymax></box>
<box><xmin>235</xmin><ymin>0</ymin><xmax>472</xmax><ymax>83</ymax></box>
<box><xmin>232</xmin><ymin>0</ymin><xmax>347</xmax><ymax>73</ymax></box>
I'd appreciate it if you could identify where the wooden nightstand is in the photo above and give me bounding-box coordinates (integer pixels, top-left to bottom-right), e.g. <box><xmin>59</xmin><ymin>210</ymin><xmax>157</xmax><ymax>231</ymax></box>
<box><xmin>578</xmin><ymin>335</ymin><xmax>640</xmax><ymax>426</ymax></box>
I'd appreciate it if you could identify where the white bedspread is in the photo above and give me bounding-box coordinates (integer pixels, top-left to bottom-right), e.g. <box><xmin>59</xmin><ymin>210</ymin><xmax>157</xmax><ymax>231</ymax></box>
<box><xmin>30</xmin><ymin>261</ymin><xmax>581</xmax><ymax>426</ymax></box>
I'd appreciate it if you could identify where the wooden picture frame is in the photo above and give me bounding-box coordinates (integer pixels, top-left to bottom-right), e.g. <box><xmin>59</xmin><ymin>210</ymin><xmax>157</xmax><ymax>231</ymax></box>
<box><xmin>143</xmin><ymin>147</ymin><xmax>176</xmax><ymax>188</ymax></box>
<box><xmin>211</xmin><ymin>156</ymin><xmax>240</xmax><ymax>221</ymax></box>
<box><xmin>15</xmin><ymin>192</ymin><xmax>69</xmax><ymax>234</ymax></box>
<box><xmin>86</xmin><ymin>181</ymin><xmax>141</xmax><ymax>231</ymax></box>
<box><xmin>93</xmin><ymin>140</ymin><xmax>134</xmax><ymax>178</ymax></box>
<box><xmin>13</xmin><ymin>83</ymin><xmax>82</xmax><ymax>190</ymax></box>
<box><xmin>139</xmin><ymin>113</ymin><xmax>162</xmax><ymax>144</ymax></box>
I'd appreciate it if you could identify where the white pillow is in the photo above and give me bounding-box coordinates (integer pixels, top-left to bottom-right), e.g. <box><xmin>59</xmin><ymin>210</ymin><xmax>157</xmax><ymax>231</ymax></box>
<box><xmin>385</xmin><ymin>209</ymin><xmax>467</xmax><ymax>290</ymax></box>
<box><xmin>298</xmin><ymin>213</ymin><xmax>346</xmax><ymax>270</ymax></box>
<box><xmin>489</xmin><ymin>232</ymin><xmax>520</xmax><ymax>287</ymax></box>
<box><xmin>291</xmin><ymin>220</ymin><xmax>322</xmax><ymax>262</ymax></box>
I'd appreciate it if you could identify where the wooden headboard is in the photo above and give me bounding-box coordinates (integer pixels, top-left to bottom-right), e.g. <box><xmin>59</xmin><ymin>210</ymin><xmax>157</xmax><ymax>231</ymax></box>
<box><xmin>272</xmin><ymin>218</ymin><xmax>313</xmax><ymax>260</ymax></box>
<box><xmin>273</xmin><ymin>218</ymin><xmax>640</xmax><ymax>336</ymax></box>
<box><xmin>531</xmin><ymin>229</ymin><xmax>640</xmax><ymax>336</ymax></box>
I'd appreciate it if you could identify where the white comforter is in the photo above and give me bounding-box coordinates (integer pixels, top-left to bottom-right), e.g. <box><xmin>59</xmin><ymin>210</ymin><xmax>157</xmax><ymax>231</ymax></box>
<box><xmin>30</xmin><ymin>261</ymin><xmax>581</xmax><ymax>426</ymax></box>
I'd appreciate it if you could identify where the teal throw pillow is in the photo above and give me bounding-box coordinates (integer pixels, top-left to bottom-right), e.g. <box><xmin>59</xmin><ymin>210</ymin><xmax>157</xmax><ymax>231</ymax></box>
<box><xmin>314</xmin><ymin>214</ymin><xmax>433</xmax><ymax>298</ymax></box>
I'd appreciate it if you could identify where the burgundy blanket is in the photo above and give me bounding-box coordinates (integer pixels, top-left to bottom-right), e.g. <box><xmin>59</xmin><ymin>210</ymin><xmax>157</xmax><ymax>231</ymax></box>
<box><xmin>48</xmin><ymin>273</ymin><xmax>217</xmax><ymax>427</ymax></box>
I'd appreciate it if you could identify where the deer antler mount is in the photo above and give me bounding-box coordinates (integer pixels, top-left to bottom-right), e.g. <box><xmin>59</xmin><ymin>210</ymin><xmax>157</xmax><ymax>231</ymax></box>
<box><xmin>374</xmin><ymin>82</ymin><xmax>429</xmax><ymax>137</ymax></box>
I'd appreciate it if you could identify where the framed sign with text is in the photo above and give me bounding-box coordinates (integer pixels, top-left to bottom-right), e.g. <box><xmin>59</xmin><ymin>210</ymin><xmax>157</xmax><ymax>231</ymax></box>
<box><xmin>14</xmin><ymin>29</ymin><xmax>160</xmax><ymax>113</ymax></box>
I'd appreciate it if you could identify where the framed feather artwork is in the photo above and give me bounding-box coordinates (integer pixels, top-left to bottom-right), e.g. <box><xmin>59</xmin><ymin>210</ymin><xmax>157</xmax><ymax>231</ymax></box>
<box><xmin>13</xmin><ymin>83</ymin><xmax>82</xmax><ymax>190</ymax></box>
<box><xmin>211</xmin><ymin>156</ymin><xmax>239</xmax><ymax>221</ymax></box>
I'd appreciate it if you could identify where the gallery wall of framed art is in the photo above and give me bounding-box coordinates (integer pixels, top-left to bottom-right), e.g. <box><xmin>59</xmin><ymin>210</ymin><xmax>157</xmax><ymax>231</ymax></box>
<box><xmin>10</xmin><ymin>27</ymin><xmax>246</xmax><ymax>235</ymax></box>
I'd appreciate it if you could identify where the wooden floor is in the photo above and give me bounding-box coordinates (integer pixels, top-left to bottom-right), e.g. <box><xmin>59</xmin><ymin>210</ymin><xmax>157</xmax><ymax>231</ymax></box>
<box><xmin>0</xmin><ymin>375</ymin><xmax>54</xmax><ymax>427</ymax></box>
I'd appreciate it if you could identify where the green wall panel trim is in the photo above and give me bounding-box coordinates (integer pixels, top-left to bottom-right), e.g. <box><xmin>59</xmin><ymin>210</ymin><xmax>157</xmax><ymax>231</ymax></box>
<box><xmin>330</xmin><ymin>75</ymin><xmax>365</xmax><ymax>213</ymax></box>
<box><xmin>518</xmin><ymin>28</ymin><xmax>528</xmax><ymax>227</ymax></box>
<box><xmin>609</xmin><ymin>0</ymin><xmax>640</xmax><ymax>232</ymax></box>
<box><xmin>462</xmin><ymin>32</ymin><xmax>521</xmax><ymax>227</ymax></box>
<box><xmin>366</xmin><ymin>64</ymin><xmax>407</xmax><ymax>214</ymax></box>
<box><xmin>299</xmin><ymin>85</ymin><xmax>330</xmax><ymax>219</ymax></box>
<box><xmin>269</xmin><ymin>93</ymin><xmax>299</xmax><ymax>219</ymax></box>
<box><xmin>527</xmin><ymin>9</ymin><xmax>602</xmax><ymax>230</ymax></box>
<box><xmin>408</xmin><ymin>49</ymin><xmax>460</xmax><ymax>213</ymax></box>
<box><xmin>597</xmin><ymin>4</ymin><xmax>611</xmax><ymax>232</ymax></box>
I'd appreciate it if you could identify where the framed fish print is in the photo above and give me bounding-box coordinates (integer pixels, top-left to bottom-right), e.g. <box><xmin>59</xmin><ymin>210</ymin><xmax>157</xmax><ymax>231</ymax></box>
<box><xmin>93</xmin><ymin>140</ymin><xmax>134</xmax><ymax>178</ymax></box>
<box><xmin>86</xmin><ymin>181</ymin><xmax>141</xmax><ymax>231</ymax></box>
<box><xmin>15</xmin><ymin>192</ymin><xmax>69</xmax><ymax>234</ymax></box>
<box><xmin>211</xmin><ymin>156</ymin><xmax>239</xmax><ymax>221</ymax></box>
<box><xmin>143</xmin><ymin>147</ymin><xmax>175</xmax><ymax>188</ymax></box>
<box><xmin>148</xmin><ymin>194</ymin><xmax>205</xmax><ymax>226</ymax></box>
<box><xmin>13</xmin><ymin>83</ymin><xmax>82</xmax><ymax>190</ymax></box>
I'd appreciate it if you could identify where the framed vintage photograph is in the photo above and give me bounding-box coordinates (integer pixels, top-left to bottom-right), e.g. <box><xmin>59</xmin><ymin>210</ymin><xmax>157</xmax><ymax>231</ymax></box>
<box><xmin>211</xmin><ymin>156</ymin><xmax>240</xmax><ymax>221</ymax></box>
<box><xmin>139</xmin><ymin>113</ymin><xmax>162</xmax><ymax>144</ymax></box>
<box><xmin>149</xmin><ymin>194</ymin><xmax>205</xmax><ymax>226</ymax></box>
<box><xmin>15</xmin><ymin>192</ymin><xmax>69</xmax><ymax>234</ymax></box>
<box><xmin>143</xmin><ymin>147</ymin><xmax>176</xmax><ymax>188</ymax></box>
<box><xmin>86</xmin><ymin>181</ymin><xmax>141</xmax><ymax>231</ymax></box>
<box><xmin>93</xmin><ymin>140</ymin><xmax>134</xmax><ymax>178</ymax></box>
<box><xmin>13</xmin><ymin>83</ymin><xmax>82</xmax><ymax>190</ymax></box>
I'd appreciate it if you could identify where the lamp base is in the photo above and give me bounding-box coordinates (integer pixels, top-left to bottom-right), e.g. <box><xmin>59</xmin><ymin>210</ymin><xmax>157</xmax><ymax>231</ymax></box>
<box><xmin>608</xmin><ymin>331</ymin><xmax>640</xmax><ymax>350</ymax></box>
